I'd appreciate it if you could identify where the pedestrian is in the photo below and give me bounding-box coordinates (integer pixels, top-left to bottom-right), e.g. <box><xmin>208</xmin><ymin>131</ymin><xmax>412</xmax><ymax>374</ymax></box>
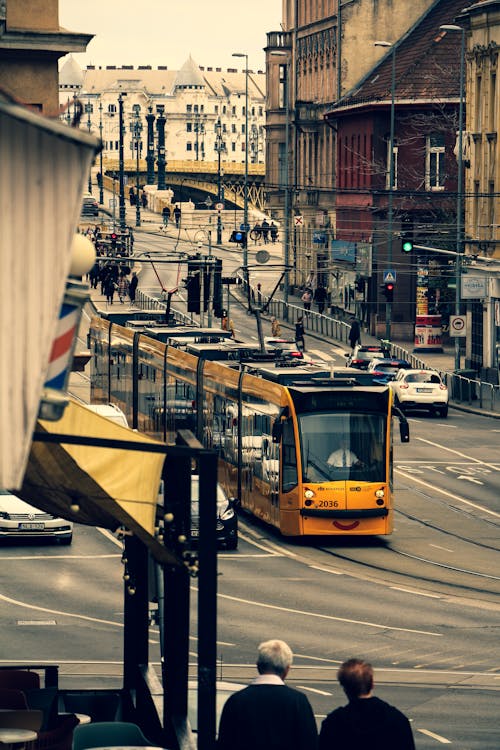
<box><xmin>271</xmin><ymin>317</ymin><xmax>281</xmax><ymax>338</ymax></box>
<box><xmin>129</xmin><ymin>187</ymin><xmax>136</xmax><ymax>206</ymax></box>
<box><xmin>228</xmin><ymin>317</ymin><xmax>236</xmax><ymax>340</ymax></box>
<box><xmin>162</xmin><ymin>205</ymin><xmax>171</xmax><ymax>227</ymax></box>
<box><xmin>301</xmin><ymin>288</ymin><xmax>313</xmax><ymax>312</ymax></box>
<box><xmin>261</xmin><ymin>218</ymin><xmax>270</xmax><ymax>244</ymax></box>
<box><xmin>319</xmin><ymin>658</ymin><xmax>415</xmax><ymax>750</ymax></box>
<box><xmin>270</xmin><ymin>222</ymin><xmax>278</xmax><ymax>242</ymax></box>
<box><xmin>217</xmin><ymin>639</ymin><xmax>318</xmax><ymax>750</ymax></box>
<box><xmin>295</xmin><ymin>316</ymin><xmax>306</xmax><ymax>351</ymax></box>
<box><xmin>104</xmin><ymin>274</ymin><xmax>116</xmax><ymax>305</ymax></box>
<box><xmin>128</xmin><ymin>271</ymin><xmax>138</xmax><ymax>305</ymax></box>
<box><xmin>173</xmin><ymin>204</ymin><xmax>182</xmax><ymax>228</ymax></box>
<box><xmin>117</xmin><ymin>273</ymin><xmax>129</xmax><ymax>304</ymax></box>
<box><xmin>314</xmin><ymin>284</ymin><xmax>328</xmax><ymax>315</ymax></box>
<box><xmin>141</xmin><ymin>191</ymin><xmax>147</xmax><ymax>209</ymax></box>
<box><xmin>348</xmin><ymin>316</ymin><xmax>361</xmax><ymax>350</ymax></box>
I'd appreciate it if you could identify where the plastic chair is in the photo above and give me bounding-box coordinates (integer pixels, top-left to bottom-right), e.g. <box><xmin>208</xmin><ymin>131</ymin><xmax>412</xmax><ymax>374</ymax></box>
<box><xmin>0</xmin><ymin>670</ymin><xmax>40</xmax><ymax>691</ymax></box>
<box><xmin>0</xmin><ymin>688</ymin><xmax>29</xmax><ymax>709</ymax></box>
<box><xmin>72</xmin><ymin>721</ymin><xmax>151</xmax><ymax>750</ymax></box>
<box><xmin>0</xmin><ymin>709</ymin><xmax>43</xmax><ymax>731</ymax></box>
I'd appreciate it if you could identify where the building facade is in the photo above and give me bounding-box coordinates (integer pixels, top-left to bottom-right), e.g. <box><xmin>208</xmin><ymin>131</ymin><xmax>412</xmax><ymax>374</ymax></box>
<box><xmin>0</xmin><ymin>0</ymin><xmax>91</xmax><ymax>114</ymax></box>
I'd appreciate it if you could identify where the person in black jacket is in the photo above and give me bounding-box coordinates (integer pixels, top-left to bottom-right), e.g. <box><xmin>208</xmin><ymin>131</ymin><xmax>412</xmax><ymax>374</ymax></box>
<box><xmin>217</xmin><ymin>639</ymin><xmax>318</xmax><ymax>750</ymax></box>
<box><xmin>319</xmin><ymin>659</ymin><xmax>415</xmax><ymax>750</ymax></box>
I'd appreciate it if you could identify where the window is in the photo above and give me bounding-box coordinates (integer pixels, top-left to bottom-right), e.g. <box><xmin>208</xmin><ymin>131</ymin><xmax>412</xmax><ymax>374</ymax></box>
<box><xmin>214</xmin><ymin>105</ymin><xmax>219</xmax><ymax>114</ymax></box>
<box><xmin>222</xmin><ymin>105</ymin><xmax>227</xmax><ymax>114</ymax></box>
<box><xmin>426</xmin><ymin>133</ymin><xmax>445</xmax><ymax>190</ymax></box>
<box><xmin>259</xmin><ymin>106</ymin><xmax>263</xmax><ymax>116</ymax></box>
<box><xmin>186</xmin><ymin>142</ymin><xmax>192</xmax><ymax>151</ymax></box>
<box><xmin>194</xmin><ymin>104</ymin><xmax>199</xmax><ymax>113</ymax></box>
<box><xmin>231</xmin><ymin>123</ymin><xmax>236</xmax><ymax>133</ymax></box>
<box><xmin>241</xmin><ymin>124</ymin><xmax>245</xmax><ymax>134</ymax></box>
<box><xmin>186</xmin><ymin>104</ymin><xmax>192</xmax><ymax>113</ymax></box>
<box><xmin>385</xmin><ymin>138</ymin><xmax>398</xmax><ymax>190</ymax></box>
<box><xmin>186</xmin><ymin>122</ymin><xmax>192</xmax><ymax>132</ymax></box>
<box><xmin>231</xmin><ymin>142</ymin><xmax>236</xmax><ymax>152</ymax></box>
<box><xmin>279</xmin><ymin>64</ymin><xmax>287</xmax><ymax>109</ymax></box>
<box><xmin>108</xmin><ymin>104</ymin><xmax>116</xmax><ymax>114</ymax></box>
<box><xmin>232</xmin><ymin>106</ymin><xmax>236</xmax><ymax>115</ymax></box>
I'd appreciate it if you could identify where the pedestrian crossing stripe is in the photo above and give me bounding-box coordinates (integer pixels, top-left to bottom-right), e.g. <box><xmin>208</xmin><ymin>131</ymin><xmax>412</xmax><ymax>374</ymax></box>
<box><xmin>309</xmin><ymin>350</ymin><xmax>334</xmax><ymax>362</ymax></box>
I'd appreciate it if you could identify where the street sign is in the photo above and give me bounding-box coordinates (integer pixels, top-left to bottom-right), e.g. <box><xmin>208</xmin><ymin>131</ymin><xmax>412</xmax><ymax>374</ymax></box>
<box><xmin>294</xmin><ymin>215</ymin><xmax>304</xmax><ymax>226</ymax></box>
<box><xmin>215</xmin><ymin>202</ymin><xmax>224</xmax><ymax>211</ymax></box>
<box><xmin>221</xmin><ymin>277</ymin><xmax>240</xmax><ymax>285</ymax></box>
<box><xmin>383</xmin><ymin>269</ymin><xmax>397</xmax><ymax>283</ymax></box>
<box><xmin>450</xmin><ymin>315</ymin><xmax>466</xmax><ymax>337</ymax></box>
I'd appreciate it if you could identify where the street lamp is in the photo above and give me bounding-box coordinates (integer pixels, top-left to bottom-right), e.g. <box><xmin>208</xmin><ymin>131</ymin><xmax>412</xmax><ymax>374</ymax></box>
<box><xmin>232</xmin><ymin>52</ymin><xmax>249</xmax><ymax>275</ymax></box>
<box><xmin>130</xmin><ymin>104</ymin><xmax>143</xmax><ymax>227</ymax></box>
<box><xmin>118</xmin><ymin>92</ymin><xmax>127</xmax><ymax>231</ymax></box>
<box><xmin>271</xmin><ymin>51</ymin><xmax>291</xmax><ymax>317</ymax></box>
<box><xmin>98</xmin><ymin>98</ymin><xmax>104</xmax><ymax>205</ymax></box>
<box><xmin>85</xmin><ymin>97</ymin><xmax>93</xmax><ymax>194</ymax></box>
<box><xmin>440</xmin><ymin>24</ymin><xmax>466</xmax><ymax>372</ymax></box>
<box><xmin>375</xmin><ymin>41</ymin><xmax>396</xmax><ymax>341</ymax></box>
<box><xmin>215</xmin><ymin>118</ymin><xmax>224</xmax><ymax>244</ymax></box>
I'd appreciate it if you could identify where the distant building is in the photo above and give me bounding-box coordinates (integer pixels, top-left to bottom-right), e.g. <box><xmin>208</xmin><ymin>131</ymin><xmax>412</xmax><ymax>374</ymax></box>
<box><xmin>59</xmin><ymin>55</ymin><xmax>266</xmax><ymax>166</ymax></box>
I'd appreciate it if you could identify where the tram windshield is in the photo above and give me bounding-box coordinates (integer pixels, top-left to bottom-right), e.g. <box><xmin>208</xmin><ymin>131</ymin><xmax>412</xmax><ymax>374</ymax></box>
<box><xmin>298</xmin><ymin>412</ymin><xmax>386</xmax><ymax>482</ymax></box>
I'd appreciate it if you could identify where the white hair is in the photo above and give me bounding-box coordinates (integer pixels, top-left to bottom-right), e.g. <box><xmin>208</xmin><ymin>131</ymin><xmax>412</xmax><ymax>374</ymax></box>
<box><xmin>256</xmin><ymin>639</ymin><xmax>293</xmax><ymax>677</ymax></box>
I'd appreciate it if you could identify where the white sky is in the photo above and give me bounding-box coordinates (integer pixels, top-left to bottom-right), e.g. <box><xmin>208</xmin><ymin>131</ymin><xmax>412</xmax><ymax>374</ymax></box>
<box><xmin>59</xmin><ymin>0</ymin><xmax>283</xmax><ymax>72</ymax></box>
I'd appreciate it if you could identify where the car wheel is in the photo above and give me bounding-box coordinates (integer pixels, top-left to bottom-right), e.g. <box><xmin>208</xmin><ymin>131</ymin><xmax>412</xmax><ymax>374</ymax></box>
<box><xmin>60</xmin><ymin>536</ymin><xmax>73</xmax><ymax>545</ymax></box>
<box><xmin>439</xmin><ymin>406</ymin><xmax>448</xmax><ymax>418</ymax></box>
<box><xmin>224</xmin><ymin>538</ymin><xmax>238</xmax><ymax>551</ymax></box>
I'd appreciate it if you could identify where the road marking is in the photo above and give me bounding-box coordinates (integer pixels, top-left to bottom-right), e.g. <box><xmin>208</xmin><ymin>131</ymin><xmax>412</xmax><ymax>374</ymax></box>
<box><xmin>296</xmin><ymin>685</ymin><xmax>332</xmax><ymax>696</ymax></box>
<box><xmin>457</xmin><ymin>475</ymin><xmax>484</xmax><ymax>484</ymax></box>
<box><xmin>417</xmin><ymin>728</ymin><xmax>451</xmax><ymax>744</ymax></box>
<box><xmin>309</xmin><ymin>349</ymin><xmax>334</xmax><ymax>362</ymax></box>
<box><xmin>416</xmin><ymin>437</ymin><xmax>499</xmax><ymax>470</ymax></box>
<box><xmin>429</xmin><ymin>544</ymin><xmax>454</xmax><ymax>553</ymax></box>
<box><xmin>390</xmin><ymin>587</ymin><xmax>441</xmax><ymax>598</ymax></box>
<box><xmin>309</xmin><ymin>565</ymin><xmax>343</xmax><ymax>575</ymax></box>
<box><xmin>217</xmin><ymin>593</ymin><xmax>442</xmax><ymax>636</ymax></box>
<box><xmin>396</xmin><ymin>469</ymin><xmax>500</xmax><ymax>518</ymax></box>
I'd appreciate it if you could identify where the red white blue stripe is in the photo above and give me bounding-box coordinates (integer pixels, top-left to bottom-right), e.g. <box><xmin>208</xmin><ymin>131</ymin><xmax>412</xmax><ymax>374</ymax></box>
<box><xmin>44</xmin><ymin>302</ymin><xmax>80</xmax><ymax>391</ymax></box>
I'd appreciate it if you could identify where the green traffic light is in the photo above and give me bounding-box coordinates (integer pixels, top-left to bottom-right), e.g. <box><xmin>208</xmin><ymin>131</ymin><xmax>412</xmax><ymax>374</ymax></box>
<box><xmin>402</xmin><ymin>239</ymin><xmax>413</xmax><ymax>253</ymax></box>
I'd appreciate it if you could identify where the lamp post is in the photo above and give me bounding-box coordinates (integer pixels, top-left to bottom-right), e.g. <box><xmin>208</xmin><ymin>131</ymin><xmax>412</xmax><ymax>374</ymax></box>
<box><xmin>156</xmin><ymin>105</ymin><xmax>166</xmax><ymax>190</ymax></box>
<box><xmin>215</xmin><ymin>118</ymin><xmax>224</xmax><ymax>244</ymax></box>
<box><xmin>98</xmin><ymin>99</ymin><xmax>104</xmax><ymax>205</ymax></box>
<box><xmin>118</xmin><ymin>92</ymin><xmax>127</xmax><ymax>231</ymax></box>
<box><xmin>130</xmin><ymin>104</ymin><xmax>143</xmax><ymax>227</ymax></box>
<box><xmin>375</xmin><ymin>41</ymin><xmax>396</xmax><ymax>341</ymax></box>
<box><xmin>145</xmin><ymin>106</ymin><xmax>156</xmax><ymax>185</ymax></box>
<box><xmin>232</xmin><ymin>52</ymin><xmax>249</xmax><ymax>275</ymax></box>
<box><xmin>85</xmin><ymin>97</ymin><xmax>93</xmax><ymax>194</ymax></box>
<box><xmin>440</xmin><ymin>24</ymin><xmax>466</xmax><ymax>372</ymax></box>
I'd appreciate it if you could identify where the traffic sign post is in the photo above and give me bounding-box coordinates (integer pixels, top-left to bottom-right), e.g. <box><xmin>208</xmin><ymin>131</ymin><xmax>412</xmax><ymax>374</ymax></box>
<box><xmin>383</xmin><ymin>270</ymin><xmax>397</xmax><ymax>283</ymax></box>
<box><xmin>450</xmin><ymin>315</ymin><xmax>466</xmax><ymax>337</ymax></box>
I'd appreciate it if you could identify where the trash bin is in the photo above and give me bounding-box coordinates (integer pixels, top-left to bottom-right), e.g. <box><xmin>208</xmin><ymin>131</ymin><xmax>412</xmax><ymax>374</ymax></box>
<box><xmin>453</xmin><ymin>369</ymin><xmax>477</xmax><ymax>401</ymax></box>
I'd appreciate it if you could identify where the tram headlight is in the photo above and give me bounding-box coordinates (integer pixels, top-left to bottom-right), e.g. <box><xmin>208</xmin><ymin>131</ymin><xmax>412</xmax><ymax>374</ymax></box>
<box><xmin>304</xmin><ymin>488</ymin><xmax>315</xmax><ymax>499</ymax></box>
<box><xmin>375</xmin><ymin>489</ymin><xmax>385</xmax><ymax>499</ymax></box>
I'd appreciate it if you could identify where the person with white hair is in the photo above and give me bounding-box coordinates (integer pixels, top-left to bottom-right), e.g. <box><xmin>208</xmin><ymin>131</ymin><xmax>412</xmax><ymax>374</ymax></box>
<box><xmin>217</xmin><ymin>639</ymin><xmax>318</xmax><ymax>750</ymax></box>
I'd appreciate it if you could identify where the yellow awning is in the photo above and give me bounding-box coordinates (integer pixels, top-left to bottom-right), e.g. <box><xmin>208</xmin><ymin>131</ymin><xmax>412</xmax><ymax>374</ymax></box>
<box><xmin>19</xmin><ymin>399</ymin><xmax>180</xmax><ymax>566</ymax></box>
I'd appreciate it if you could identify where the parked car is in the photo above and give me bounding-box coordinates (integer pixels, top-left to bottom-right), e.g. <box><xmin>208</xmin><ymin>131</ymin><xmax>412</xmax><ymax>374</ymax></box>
<box><xmin>389</xmin><ymin>369</ymin><xmax>449</xmax><ymax>417</ymax></box>
<box><xmin>345</xmin><ymin>344</ymin><xmax>390</xmax><ymax>370</ymax></box>
<box><xmin>366</xmin><ymin>358</ymin><xmax>412</xmax><ymax>382</ymax></box>
<box><xmin>0</xmin><ymin>489</ymin><xmax>73</xmax><ymax>544</ymax></box>
<box><xmin>81</xmin><ymin>194</ymin><xmax>99</xmax><ymax>217</ymax></box>
<box><xmin>159</xmin><ymin>475</ymin><xmax>238</xmax><ymax>550</ymax></box>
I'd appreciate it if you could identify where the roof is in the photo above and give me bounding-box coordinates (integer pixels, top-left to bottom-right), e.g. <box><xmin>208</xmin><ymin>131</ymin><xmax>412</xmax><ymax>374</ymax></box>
<box><xmin>173</xmin><ymin>55</ymin><xmax>206</xmax><ymax>89</ymax></box>
<box><xmin>327</xmin><ymin>0</ymin><xmax>475</xmax><ymax>116</ymax></box>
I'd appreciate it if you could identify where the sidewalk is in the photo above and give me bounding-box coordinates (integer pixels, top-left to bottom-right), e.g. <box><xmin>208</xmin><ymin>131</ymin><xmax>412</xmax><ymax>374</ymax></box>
<box><xmin>85</xmin><ymin>184</ymin><xmax>499</xmax><ymax>418</ymax></box>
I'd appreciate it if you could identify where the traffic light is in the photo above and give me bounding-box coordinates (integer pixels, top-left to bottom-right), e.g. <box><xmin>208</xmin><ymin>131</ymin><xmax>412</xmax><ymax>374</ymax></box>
<box><xmin>185</xmin><ymin>259</ymin><xmax>201</xmax><ymax>313</ymax></box>
<box><xmin>400</xmin><ymin>232</ymin><xmax>413</xmax><ymax>253</ymax></box>
<box><xmin>213</xmin><ymin>258</ymin><xmax>223</xmax><ymax>318</ymax></box>
<box><xmin>110</xmin><ymin>232</ymin><xmax>117</xmax><ymax>250</ymax></box>
<box><xmin>229</xmin><ymin>230</ymin><xmax>247</xmax><ymax>248</ymax></box>
<box><xmin>380</xmin><ymin>282</ymin><xmax>395</xmax><ymax>302</ymax></box>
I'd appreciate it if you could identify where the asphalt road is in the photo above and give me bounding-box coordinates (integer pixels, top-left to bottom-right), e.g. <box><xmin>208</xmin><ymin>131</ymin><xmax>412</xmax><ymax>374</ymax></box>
<box><xmin>7</xmin><ymin>228</ymin><xmax>498</xmax><ymax>749</ymax></box>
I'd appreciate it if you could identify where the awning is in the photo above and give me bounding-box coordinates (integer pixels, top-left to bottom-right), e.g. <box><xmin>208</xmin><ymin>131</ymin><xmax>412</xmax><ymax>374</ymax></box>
<box><xmin>18</xmin><ymin>399</ymin><xmax>181</xmax><ymax>566</ymax></box>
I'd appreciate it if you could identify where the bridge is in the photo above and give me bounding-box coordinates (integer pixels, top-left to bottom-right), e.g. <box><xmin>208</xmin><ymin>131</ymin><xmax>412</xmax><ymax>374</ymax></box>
<box><xmin>102</xmin><ymin>158</ymin><xmax>267</xmax><ymax>213</ymax></box>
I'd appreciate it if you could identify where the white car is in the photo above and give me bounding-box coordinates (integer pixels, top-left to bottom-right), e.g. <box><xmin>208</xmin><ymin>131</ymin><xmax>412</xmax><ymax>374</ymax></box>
<box><xmin>390</xmin><ymin>369</ymin><xmax>449</xmax><ymax>417</ymax></box>
<box><xmin>0</xmin><ymin>490</ymin><xmax>73</xmax><ymax>544</ymax></box>
<box><xmin>264</xmin><ymin>337</ymin><xmax>316</xmax><ymax>364</ymax></box>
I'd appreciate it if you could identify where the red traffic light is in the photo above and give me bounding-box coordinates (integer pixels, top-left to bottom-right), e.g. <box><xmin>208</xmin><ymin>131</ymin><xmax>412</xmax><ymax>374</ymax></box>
<box><xmin>386</xmin><ymin>282</ymin><xmax>394</xmax><ymax>291</ymax></box>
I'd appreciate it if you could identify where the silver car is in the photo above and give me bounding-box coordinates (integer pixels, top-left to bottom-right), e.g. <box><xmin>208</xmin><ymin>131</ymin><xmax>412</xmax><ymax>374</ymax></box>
<box><xmin>0</xmin><ymin>490</ymin><xmax>73</xmax><ymax>544</ymax></box>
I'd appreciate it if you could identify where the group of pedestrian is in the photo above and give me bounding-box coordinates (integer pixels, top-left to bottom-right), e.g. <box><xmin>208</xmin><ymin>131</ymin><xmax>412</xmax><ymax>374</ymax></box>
<box><xmin>93</xmin><ymin>262</ymin><xmax>138</xmax><ymax>306</ymax></box>
<box><xmin>217</xmin><ymin>639</ymin><xmax>415</xmax><ymax>750</ymax></box>
<box><xmin>301</xmin><ymin>285</ymin><xmax>328</xmax><ymax>315</ymax></box>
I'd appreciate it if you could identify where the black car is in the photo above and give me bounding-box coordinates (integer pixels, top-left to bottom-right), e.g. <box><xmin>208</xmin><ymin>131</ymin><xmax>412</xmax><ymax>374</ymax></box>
<box><xmin>81</xmin><ymin>195</ymin><xmax>99</xmax><ymax>217</ymax></box>
<box><xmin>345</xmin><ymin>345</ymin><xmax>390</xmax><ymax>370</ymax></box>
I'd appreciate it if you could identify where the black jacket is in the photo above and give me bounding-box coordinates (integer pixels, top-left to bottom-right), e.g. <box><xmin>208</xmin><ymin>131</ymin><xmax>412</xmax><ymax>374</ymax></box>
<box><xmin>319</xmin><ymin>696</ymin><xmax>415</xmax><ymax>750</ymax></box>
<box><xmin>217</xmin><ymin>683</ymin><xmax>318</xmax><ymax>750</ymax></box>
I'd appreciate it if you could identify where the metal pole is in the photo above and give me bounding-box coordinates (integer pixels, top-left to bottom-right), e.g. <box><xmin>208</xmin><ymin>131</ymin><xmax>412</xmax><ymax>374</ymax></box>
<box><xmin>455</xmin><ymin>29</ymin><xmax>465</xmax><ymax>372</ymax></box>
<box><xmin>98</xmin><ymin>100</ymin><xmax>104</xmax><ymax>205</ymax></box>
<box><xmin>283</xmin><ymin>62</ymin><xmax>290</xmax><ymax>320</ymax></box>
<box><xmin>386</xmin><ymin>46</ymin><xmax>396</xmax><ymax>341</ymax></box>
<box><xmin>244</xmin><ymin>55</ymin><xmax>249</xmax><ymax>273</ymax></box>
<box><xmin>87</xmin><ymin>98</ymin><xmax>93</xmax><ymax>194</ymax></box>
<box><xmin>118</xmin><ymin>93</ymin><xmax>126</xmax><ymax>231</ymax></box>
<box><xmin>217</xmin><ymin>119</ymin><xmax>222</xmax><ymax>245</ymax></box>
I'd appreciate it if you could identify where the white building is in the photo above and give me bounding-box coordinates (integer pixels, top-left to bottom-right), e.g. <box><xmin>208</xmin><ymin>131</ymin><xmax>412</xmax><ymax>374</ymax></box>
<box><xmin>59</xmin><ymin>55</ymin><xmax>266</xmax><ymax>167</ymax></box>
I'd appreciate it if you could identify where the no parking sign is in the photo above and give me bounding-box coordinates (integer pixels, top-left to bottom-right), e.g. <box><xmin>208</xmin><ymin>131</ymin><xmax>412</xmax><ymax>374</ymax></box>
<box><xmin>450</xmin><ymin>315</ymin><xmax>466</xmax><ymax>337</ymax></box>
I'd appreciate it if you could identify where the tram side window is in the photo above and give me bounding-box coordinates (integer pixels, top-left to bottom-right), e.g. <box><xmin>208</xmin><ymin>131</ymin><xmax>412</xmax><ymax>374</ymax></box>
<box><xmin>282</xmin><ymin>418</ymin><xmax>298</xmax><ymax>492</ymax></box>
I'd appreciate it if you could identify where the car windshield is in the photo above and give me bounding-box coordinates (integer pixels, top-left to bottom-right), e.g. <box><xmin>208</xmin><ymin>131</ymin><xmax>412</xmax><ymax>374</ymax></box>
<box><xmin>405</xmin><ymin>373</ymin><xmax>441</xmax><ymax>384</ymax></box>
<box><xmin>298</xmin><ymin>412</ymin><xmax>386</xmax><ymax>482</ymax></box>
